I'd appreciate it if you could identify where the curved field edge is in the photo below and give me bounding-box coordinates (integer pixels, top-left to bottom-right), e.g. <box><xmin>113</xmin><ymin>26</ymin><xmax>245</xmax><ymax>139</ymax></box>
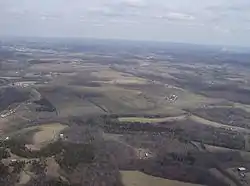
<box><xmin>120</xmin><ymin>171</ymin><xmax>204</xmax><ymax>186</ymax></box>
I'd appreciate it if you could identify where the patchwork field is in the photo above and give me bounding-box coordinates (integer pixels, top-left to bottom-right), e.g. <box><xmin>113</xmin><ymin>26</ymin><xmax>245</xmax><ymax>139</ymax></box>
<box><xmin>1</xmin><ymin>39</ymin><xmax>250</xmax><ymax>186</ymax></box>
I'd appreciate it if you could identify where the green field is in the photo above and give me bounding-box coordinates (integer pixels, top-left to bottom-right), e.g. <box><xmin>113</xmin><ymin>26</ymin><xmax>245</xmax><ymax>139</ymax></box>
<box><xmin>118</xmin><ymin>115</ymin><xmax>186</xmax><ymax>123</ymax></box>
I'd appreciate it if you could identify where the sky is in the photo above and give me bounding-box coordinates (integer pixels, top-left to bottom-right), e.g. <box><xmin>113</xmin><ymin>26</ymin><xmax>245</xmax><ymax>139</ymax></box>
<box><xmin>1</xmin><ymin>0</ymin><xmax>250</xmax><ymax>46</ymax></box>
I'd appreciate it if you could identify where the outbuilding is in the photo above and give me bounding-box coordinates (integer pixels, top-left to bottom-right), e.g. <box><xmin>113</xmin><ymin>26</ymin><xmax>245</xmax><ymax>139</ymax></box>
<box><xmin>237</xmin><ymin>167</ymin><xmax>246</xmax><ymax>172</ymax></box>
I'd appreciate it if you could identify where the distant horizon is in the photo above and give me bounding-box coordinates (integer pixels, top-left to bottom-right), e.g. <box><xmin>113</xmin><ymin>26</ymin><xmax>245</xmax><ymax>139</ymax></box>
<box><xmin>1</xmin><ymin>35</ymin><xmax>250</xmax><ymax>50</ymax></box>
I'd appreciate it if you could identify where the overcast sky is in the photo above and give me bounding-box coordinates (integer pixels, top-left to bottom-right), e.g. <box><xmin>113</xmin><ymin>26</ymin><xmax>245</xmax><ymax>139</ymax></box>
<box><xmin>1</xmin><ymin>0</ymin><xmax>250</xmax><ymax>46</ymax></box>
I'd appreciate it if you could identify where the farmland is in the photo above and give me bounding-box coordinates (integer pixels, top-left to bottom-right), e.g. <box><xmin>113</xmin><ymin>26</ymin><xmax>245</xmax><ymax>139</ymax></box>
<box><xmin>118</xmin><ymin>115</ymin><xmax>187</xmax><ymax>123</ymax></box>
<box><xmin>0</xmin><ymin>38</ymin><xmax>250</xmax><ymax>185</ymax></box>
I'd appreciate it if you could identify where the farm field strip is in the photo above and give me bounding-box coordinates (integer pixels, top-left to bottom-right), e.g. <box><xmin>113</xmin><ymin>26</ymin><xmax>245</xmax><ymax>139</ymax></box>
<box><xmin>190</xmin><ymin>115</ymin><xmax>250</xmax><ymax>133</ymax></box>
<box><xmin>118</xmin><ymin>115</ymin><xmax>187</xmax><ymax>123</ymax></box>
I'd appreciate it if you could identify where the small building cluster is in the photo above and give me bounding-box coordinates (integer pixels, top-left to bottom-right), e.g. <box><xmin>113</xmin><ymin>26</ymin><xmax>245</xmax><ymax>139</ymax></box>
<box><xmin>1</xmin><ymin>109</ymin><xmax>15</xmax><ymax>118</ymax></box>
<box><xmin>166</xmin><ymin>94</ymin><xmax>178</xmax><ymax>102</ymax></box>
<box><xmin>237</xmin><ymin>167</ymin><xmax>247</xmax><ymax>178</ymax></box>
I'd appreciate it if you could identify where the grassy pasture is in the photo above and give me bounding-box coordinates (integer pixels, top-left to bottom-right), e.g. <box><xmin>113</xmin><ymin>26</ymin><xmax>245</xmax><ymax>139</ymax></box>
<box><xmin>120</xmin><ymin>171</ymin><xmax>204</xmax><ymax>186</ymax></box>
<box><xmin>118</xmin><ymin>115</ymin><xmax>187</xmax><ymax>123</ymax></box>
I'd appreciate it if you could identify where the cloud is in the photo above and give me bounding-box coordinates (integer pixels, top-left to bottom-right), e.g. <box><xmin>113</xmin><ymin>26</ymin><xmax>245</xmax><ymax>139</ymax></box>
<box><xmin>92</xmin><ymin>23</ymin><xmax>105</xmax><ymax>27</ymax></box>
<box><xmin>204</xmin><ymin>1</ymin><xmax>250</xmax><ymax>22</ymax></box>
<box><xmin>165</xmin><ymin>12</ymin><xmax>195</xmax><ymax>21</ymax></box>
<box><xmin>213</xmin><ymin>25</ymin><xmax>231</xmax><ymax>34</ymax></box>
<box><xmin>0</xmin><ymin>0</ymin><xmax>250</xmax><ymax>46</ymax></box>
<box><xmin>88</xmin><ymin>1</ymin><xmax>195</xmax><ymax>22</ymax></box>
<box><xmin>108</xmin><ymin>18</ymin><xmax>140</xmax><ymax>25</ymax></box>
<box><xmin>87</xmin><ymin>1</ymin><xmax>145</xmax><ymax>18</ymax></box>
<box><xmin>153</xmin><ymin>12</ymin><xmax>195</xmax><ymax>22</ymax></box>
<box><xmin>119</xmin><ymin>0</ymin><xmax>146</xmax><ymax>8</ymax></box>
<box><xmin>207</xmin><ymin>1</ymin><xmax>250</xmax><ymax>12</ymax></box>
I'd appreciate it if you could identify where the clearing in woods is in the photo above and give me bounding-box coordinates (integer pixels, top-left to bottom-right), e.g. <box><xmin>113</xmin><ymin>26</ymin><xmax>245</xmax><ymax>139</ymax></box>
<box><xmin>120</xmin><ymin>171</ymin><xmax>204</xmax><ymax>186</ymax></box>
<box><xmin>33</xmin><ymin>123</ymin><xmax>68</xmax><ymax>145</ymax></box>
<box><xmin>22</xmin><ymin>123</ymin><xmax>68</xmax><ymax>150</ymax></box>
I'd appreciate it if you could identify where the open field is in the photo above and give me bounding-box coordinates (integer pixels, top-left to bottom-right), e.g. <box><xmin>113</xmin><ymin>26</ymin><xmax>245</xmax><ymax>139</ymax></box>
<box><xmin>7</xmin><ymin>123</ymin><xmax>68</xmax><ymax>150</ymax></box>
<box><xmin>32</xmin><ymin>123</ymin><xmax>68</xmax><ymax>145</ymax></box>
<box><xmin>120</xmin><ymin>171</ymin><xmax>204</xmax><ymax>186</ymax></box>
<box><xmin>118</xmin><ymin>115</ymin><xmax>187</xmax><ymax>123</ymax></box>
<box><xmin>91</xmin><ymin>69</ymin><xmax>148</xmax><ymax>85</ymax></box>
